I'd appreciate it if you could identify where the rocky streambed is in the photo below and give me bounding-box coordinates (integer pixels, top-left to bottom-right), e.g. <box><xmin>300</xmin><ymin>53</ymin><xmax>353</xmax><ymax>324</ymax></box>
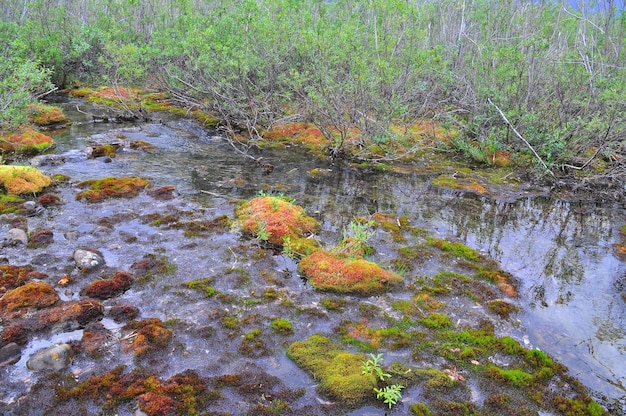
<box><xmin>0</xmin><ymin>96</ymin><xmax>625</xmax><ymax>415</ymax></box>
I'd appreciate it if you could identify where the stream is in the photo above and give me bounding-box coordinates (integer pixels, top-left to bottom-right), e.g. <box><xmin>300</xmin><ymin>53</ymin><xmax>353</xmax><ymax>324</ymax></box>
<box><xmin>0</xmin><ymin>95</ymin><xmax>624</xmax><ymax>415</ymax></box>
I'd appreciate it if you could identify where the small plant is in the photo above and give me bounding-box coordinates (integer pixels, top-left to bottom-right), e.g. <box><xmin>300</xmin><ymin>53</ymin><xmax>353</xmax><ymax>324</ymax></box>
<box><xmin>342</xmin><ymin>220</ymin><xmax>375</xmax><ymax>256</ymax></box>
<box><xmin>361</xmin><ymin>353</ymin><xmax>391</xmax><ymax>381</ymax></box>
<box><xmin>255</xmin><ymin>219</ymin><xmax>270</xmax><ymax>242</ymax></box>
<box><xmin>282</xmin><ymin>236</ymin><xmax>296</xmax><ymax>258</ymax></box>
<box><xmin>374</xmin><ymin>384</ymin><xmax>404</xmax><ymax>408</ymax></box>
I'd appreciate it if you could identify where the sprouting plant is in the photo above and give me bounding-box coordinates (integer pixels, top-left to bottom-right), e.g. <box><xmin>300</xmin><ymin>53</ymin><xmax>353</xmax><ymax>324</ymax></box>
<box><xmin>342</xmin><ymin>220</ymin><xmax>375</xmax><ymax>256</ymax></box>
<box><xmin>374</xmin><ymin>384</ymin><xmax>404</xmax><ymax>409</ymax></box>
<box><xmin>361</xmin><ymin>353</ymin><xmax>391</xmax><ymax>381</ymax></box>
<box><xmin>282</xmin><ymin>236</ymin><xmax>296</xmax><ymax>259</ymax></box>
<box><xmin>256</xmin><ymin>220</ymin><xmax>270</xmax><ymax>242</ymax></box>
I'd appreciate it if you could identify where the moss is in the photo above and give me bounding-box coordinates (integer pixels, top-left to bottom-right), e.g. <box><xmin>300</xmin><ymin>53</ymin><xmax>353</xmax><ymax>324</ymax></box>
<box><xmin>286</xmin><ymin>334</ymin><xmax>377</xmax><ymax>408</ymax></box>
<box><xmin>0</xmin><ymin>165</ymin><xmax>53</xmax><ymax>194</ymax></box>
<box><xmin>76</xmin><ymin>176</ymin><xmax>151</xmax><ymax>201</ymax></box>
<box><xmin>91</xmin><ymin>144</ymin><xmax>119</xmax><ymax>158</ymax></box>
<box><xmin>409</xmin><ymin>402</ymin><xmax>432</xmax><ymax>416</ymax></box>
<box><xmin>68</xmin><ymin>87</ymin><xmax>95</xmax><ymax>98</ymax></box>
<box><xmin>235</xmin><ymin>196</ymin><xmax>320</xmax><ymax>251</ymax></box>
<box><xmin>38</xmin><ymin>193</ymin><xmax>61</xmax><ymax>206</ymax></box>
<box><xmin>0</xmin><ymin>128</ymin><xmax>54</xmax><ymax>154</ymax></box>
<box><xmin>239</xmin><ymin>328</ymin><xmax>268</xmax><ymax>357</ymax></box>
<box><xmin>82</xmin><ymin>271</ymin><xmax>133</xmax><ymax>299</ymax></box>
<box><xmin>38</xmin><ymin>300</ymin><xmax>104</xmax><ymax>328</ymax></box>
<box><xmin>131</xmin><ymin>253</ymin><xmax>177</xmax><ymax>284</ymax></box>
<box><xmin>551</xmin><ymin>397</ymin><xmax>607</xmax><ymax>416</ymax></box>
<box><xmin>299</xmin><ymin>249</ymin><xmax>403</xmax><ymax>296</ymax></box>
<box><xmin>86</xmin><ymin>86</ymin><xmax>140</xmax><ymax>107</ymax></box>
<box><xmin>270</xmin><ymin>318</ymin><xmax>293</xmax><ymax>334</ymax></box>
<box><xmin>620</xmin><ymin>224</ymin><xmax>626</xmax><ymax>237</ymax></box>
<box><xmin>222</xmin><ymin>316</ymin><xmax>240</xmax><ymax>330</ymax></box>
<box><xmin>122</xmin><ymin>318</ymin><xmax>172</xmax><ymax>357</ymax></box>
<box><xmin>321</xmin><ymin>298</ymin><xmax>347</xmax><ymax>312</ymax></box>
<box><xmin>0</xmin><ymin>281</ymin><xmax>59</xmax><ymax>316</ymax></box>
<box><xmin>488</xmin><ymin>299</ymin><xmax>519</xmax><ymax>319</ymax></box>
<box><xmin>28</xmin><ymin>103</ymin><xmax>67</xmax><ymax>126</ymax></box>
<box><xmin>129</xmin><ymin>140</ymin><xmax>156</xmax><ymax>151</ymax></box>
<box><xmin>486</xmin><ymin>366</ymin><xmax>534</xmax><ymax>387</ymax></box>
<box><xmin>184</xmin><ymin>278</ymin><xmax>217</xmax><ymax>298</ymax></box>
<box><xmin>190</xmin><ymin>110</ymin><xmax>220</xmax><ymax>127</ymax></box>
<box><xmin>427</xmin><ymin>237</ymin><xmax>483</xmax><ymax>261</ymax></box>
<box><xmin>419</xmin><ymin>313</ymin><xmax>453</xmax><ymax>330</ymax></box>
<box><xmin>0</xmin><ymin>265</ymin><xmax>34</xmax><ymax>290</ymax></box>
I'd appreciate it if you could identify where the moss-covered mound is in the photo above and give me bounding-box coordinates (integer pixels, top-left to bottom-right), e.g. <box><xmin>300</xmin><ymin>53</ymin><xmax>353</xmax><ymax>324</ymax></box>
<box><xmin>0</xmin><ymin>165</ymin><xmax>53</xmax><ymax>194</ymax></box>
<box><xmin>28</xmin><ymin>103</ymin><xmax>67</xmax><ymax>126</ymax></box>
<box><xmin>286</xmin><ymin>334</ymin><xmax>377</xmax><ymax>408</ymax></box>
<box><xmin>0</xmin><ymin>281</ymin><xmax>59</xmax><ymax>317</ymax></box>
<box><xmin>298</xmin><ymin>249</ymin><xmax>403</xmax><ymax>295</ymax></box>
<box><xmin>235</xmin><ymin>195</ymin><xmax>320</xmax><ymax>253</ymax></box>
<box><xmin>0</xmin><ymin>128</ymin><xmax>54</xmax><ymax>154</ymax></box>
<box><xmin>76</xmin><ymin>176</ymin><xmax>151</xmax><ymax>201</ymax></box>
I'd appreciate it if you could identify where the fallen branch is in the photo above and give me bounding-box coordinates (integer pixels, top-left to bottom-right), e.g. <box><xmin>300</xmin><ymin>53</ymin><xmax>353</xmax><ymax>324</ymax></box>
<box><xmin>488</xmin><ymin>98</ymin><xmax>554</xmax><ymax>176</ymax></box>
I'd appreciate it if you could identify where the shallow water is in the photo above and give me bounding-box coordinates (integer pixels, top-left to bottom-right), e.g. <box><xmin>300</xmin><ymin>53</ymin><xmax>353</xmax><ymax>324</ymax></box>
<box><xmin>1</xmin><ymin>96</ymin><xmax>625</xmax><ymax>413</ymax></box>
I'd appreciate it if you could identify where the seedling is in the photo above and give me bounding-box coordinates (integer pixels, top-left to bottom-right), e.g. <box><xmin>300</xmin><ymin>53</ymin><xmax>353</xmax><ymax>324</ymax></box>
<box><xmin>361</xmin><ymin>353</ymin><xmax>391</xmax><ymax>381</ymax></box>
<box><xmin>374</xmin><ymin>384</ymin><xmax>404</xmax><ymax>408</ymax></box>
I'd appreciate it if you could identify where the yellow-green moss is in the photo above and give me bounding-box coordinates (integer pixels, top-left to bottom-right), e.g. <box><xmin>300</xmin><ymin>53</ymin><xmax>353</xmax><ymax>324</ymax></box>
<box><xmin>28</xmin><ymin>103</ymin><xmax>67</xmax><ymax>126</ymax></box>
<box><xmin>286</xmin><ymin>334</ymin><xmax>377</xmax><ymax>408</ymax></box>
<box><xmin>298</xmin><ymin>249</ymin><xmax>403</xmax><ymax>296</ymax></box>
<box><xmin>1</xmin><ymin>128</ymin><xmax>54</xmax><ymax>154</ymax></box>
<box><xmin>235</xmin><ymin>196</ymin><xmax>320</xmax><ymax>250</ymax></box>
<box><xmin>76</xmin><ymin>176</ymin><xmax>151</xmax><ymax>201</ymax></box>
<box><xmin>0</xmin><ymin>165</ymin><xmax>53</xmax><ymax>194</ymax></box>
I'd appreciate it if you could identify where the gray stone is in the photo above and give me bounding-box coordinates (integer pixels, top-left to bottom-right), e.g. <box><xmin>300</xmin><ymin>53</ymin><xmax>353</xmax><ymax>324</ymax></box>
<box><xmin>26</xmin><ymin>343</ymin><xmax>73</xmax><ymax>371</ymax></box>
<box><xmin>73</xmin><ymin>249</ymin><xmax>104</xmax><ymax>271</ymax></box>
<box><xmin>0</xmin><ymin>343</ymin><xmax>21</xmax><ymax>367</ymax></box>
<box><xmin>4</xmin><ymin>228</ymin><xmax>28</xmax><ymax>246</ymax></box>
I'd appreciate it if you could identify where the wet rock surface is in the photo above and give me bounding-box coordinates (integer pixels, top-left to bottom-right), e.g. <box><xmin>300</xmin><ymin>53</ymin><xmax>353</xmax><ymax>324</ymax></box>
<box><xmin>0</xmin><ymin>97</ymin><xmax>624</xmax><ymax>415</ymax></box>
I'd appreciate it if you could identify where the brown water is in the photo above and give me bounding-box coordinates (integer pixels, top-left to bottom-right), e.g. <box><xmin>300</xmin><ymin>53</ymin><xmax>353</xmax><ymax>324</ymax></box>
<box><xmin>1</xmin><ymin>96</ymin><xmax>624</xmax><ymax>414</ymax></box>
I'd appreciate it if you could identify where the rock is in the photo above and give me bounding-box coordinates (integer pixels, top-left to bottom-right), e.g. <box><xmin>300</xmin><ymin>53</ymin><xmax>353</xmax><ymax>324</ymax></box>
<box><xmin>4</xmin><ymin>228</ymin><xmax>28</xmax><ymax>246</ymax></box>
<box><xmin>73</xmin><ymin>249</ymin><xmax>104</xmax><ymax>271</ymax></box>
<box><xmin>26</xmin><ymin>343</ymin><xmax>73</xmax><ymax>371</ymax></box>
<box><xmin>29</xmin><ymin>154</ymin><xmax>66</xmax><ymax>167</ymax></box>
<box><xmin>0</xmin><ymin>342</ymin><xmax>21</xmax><ymax>367</ymax></box>
<box><xmin>20</xmin><ymin>201</ymin><xmax>41</xmax><ymax>216</ymax></box>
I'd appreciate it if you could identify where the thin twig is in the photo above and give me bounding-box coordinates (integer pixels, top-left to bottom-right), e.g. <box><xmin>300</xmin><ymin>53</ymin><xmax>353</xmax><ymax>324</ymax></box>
<box><xmin>488</xmin><ymin>98</ymin><xmax>554</xmax><ymax>176</ymax></box>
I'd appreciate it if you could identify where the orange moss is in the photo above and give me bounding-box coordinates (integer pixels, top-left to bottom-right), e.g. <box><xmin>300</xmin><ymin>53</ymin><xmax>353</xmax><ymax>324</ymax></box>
<box><xmin>404</xmin><ymin>119</ymin><xmax>458</xmax><ymax>145</ymax></box>
<box><xmin>0</xmin><ymin>128</ymin><xmax>54</xmax><ymax>154</ymax></box>
<box><xmin>0</xmin><ymin>281</ymin><xmax>59</xmax><ymax>316</ymax></box>
<box><xmin>130</xmin><ymin>140</ymin><xmax>155</xmax><ymax>151</ymax></box>
<box><xmin>87</xmin><ymin>86</ymin><xmax>140</xmax><ymax>105</ymax></box>
<box><xmin>0</xmin><ymin>165</ymin><xmax>53</xmax><ymax>194</ymax></box>
<box><xmin>38</xmin><ymin>299</ymin><xmax>104</xmax><ymax>328</ymax></box>
<box><xmin>122</xmin><ymin>318</ymin><xmax>172</xmax><ymax>356</ymax></box>
<box><xmin>82</xmin><ymin>271</ymin><xmax>133</xmax><ymax>299</ymax></box>
<box><xmin>76</xmin><ymin>176</ymin><xmax>151</xmax><ymax>201</ymax></box>
<box><xmin>0</xmin><ymin>265</ymin><xmax>34</xmax><ymax>290</ymax></box>
<box><xmin>613</xmin><ymin>243</ymin><xmax>626</xmax><ymax>260</ymax></box>
<box><xmin>27</xmin><ymin>103</ymin><xmax>67</xmax><ymax>126</ymax></box>
<box><xmin>91</xmin><ymin>144</ymin><xmax>120</xmax><ymax>158</ymax></box>
<box><xmin>298</xmin><ymin>250</ymin><xmax>403</xmax><ymax>295</ymax></box>
<box><xmin>0</xmin><ymin>322</ymin><xmax>30</xmax><ymax>346</ymax></box>
<box><xmin>235</xmin><ymin>196</ymin><xmax>320</xmax><ymax>249</ymax></box>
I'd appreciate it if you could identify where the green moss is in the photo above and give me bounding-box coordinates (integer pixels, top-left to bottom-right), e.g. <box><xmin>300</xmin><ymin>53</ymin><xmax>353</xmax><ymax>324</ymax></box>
<box><xmin>184</xmin><ymin>278</ymin><xmax>217</xmax><ymax>298</ymax></box>
<box><xmin>419</xmin><ymin>313</ymin><xmax>453</xmax><ymax>329</ymax></box>
<box><xmin>525</xmin><ymin>349</ymin><xmax>553</xmax><ymax>368</ymax></box>
<box><xmin>409</xmin><ymin>402</ymin><xmax>432</xmax><ymax>416</ymax></box>
<box><xmin>427</xmin><ymin>237</ymin><xmax>483</xmax><ymax>261</ymax></box>
<box><xmin>488</xmin><ymin>299</ymin><xmax>519</xmax><ymax>319</ymax></box>
<box><xmin>286</xmin><ymin>334</ymin><xmax>377</xmax><ymax>408</ymax></box>
<box><xmin>222</xmin><ymin>316</ymin><xmax>240</xmax><ymax>330</ymax></box>
<box><xmin>487</xmin><ymin>366</ymin><xmax>533</xmax><ymax>388</ymax></box>
<box><xmin>321</xmin><ymin>298</ymin><xmax>347</xmax><ymax>312</ymax></box>
<box><xmin>76</xmin><ymin>176</ymin><xmax>151</xmax><ymax>201</ymax></box>
<box><xmin>270</xmin><ymin>318</ymin><xmax>293</xmax><ymax>334</ymax></box>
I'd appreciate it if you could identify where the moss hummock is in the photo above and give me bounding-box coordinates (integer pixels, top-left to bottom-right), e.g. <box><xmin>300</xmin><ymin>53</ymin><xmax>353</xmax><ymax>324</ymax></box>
<box><xmin>0</xmin><ymin>128</ymin><xmax>54</xmax><ymax>154</ymax></box>
<box><xmin>0</xmin><ymin>165</ymin><xmax>53</xmax><ymax>194</ymax></box>
<box><xmin>28</xmin><ymin>103</ymin><xmax>67</xmax><ymax>126</ymax></box>
<box><xmin>235</xmin><ymin>196</ymin><xmax>320</xmax><ymax>253</ymax></box>
<box><xmin>0</xmin><ymin>281</ymin><xmax>59</xmax><ymax>316</ymax></box>
<box><xmin>298</xmin><ymin>249</ymin><xmax>403</xmax><ymax>296</ymax></box>
<box><xmin>286</xmin><ymin>334</ymin><xmax>377</xmax><ymax>408</ymax></box>
<box><xmin>76</xmin><ymin>176</ymin><xmax>151</xmax><ymax>201</ymax></box>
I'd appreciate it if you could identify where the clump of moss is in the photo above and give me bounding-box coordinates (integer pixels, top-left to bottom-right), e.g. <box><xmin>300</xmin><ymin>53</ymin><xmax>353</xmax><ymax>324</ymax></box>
<box><xmin>0</xmin><ymin>165</ymin><xmax>53</xmax><ymax>194</ymax></box>
<box><xmin>286</xmin><ymin>334</ymin><xmax>377</xmax><ymax>408</ymax></box>
<box><xmin>0</xmin><ymin>265</ymin><xmax>34</xmax><ymax>290</ymax></box>
<box><xmin>321</xmin><ymin>298</ymin><xmax>348</xmax><ymax>312</ymax></box>
<box><xmin>0</xmin><ymin>128</ymin><xmax>54</xmax><ymax>154</ymax></box>
<box><xmin>91</xmin><ymin>144</ymin><xmax>119</xmax><ymax>158</ymax></box>
<box><xmin>409</xmin><ymin>402</ymin><xmax>432</xmax><ymax>416</ymax></box>
<box><xmin>122</xmin><ymin>318</ymin><xmax>172</xmax><ymax>356</ymax></box>
<box><xmin>38</xmin><ymin>299</ymin><xmax>104</xmax><ymax>328</ymax></box>
<box><xmin>184</xmin><ymin>278</ymin><xmax>217</xmax><ymax>298</ymax></box>
<box><xmin>488</xmin><ymin>299</ymin><xmax>519</xmax><ymax>319</ymax></box>
<box><xmin>0</xmin><ymin>281</ymin><xmax>59</xmax><ymax>317</ymax></box>
<box><xmin>190</xmin><ymin>110</ymin><xmax>220</xmax><ymax>127</ymax></box>
<box><xmin>338</xmin><ymin>321</ymin><xmax>412</xmax><ymax>350</ymax></box>
<box><xmin>419</xmin><ymin>313</ymin><xmax>453</xmax><ymax>330</ymax></box>
<box><xmin>427</xmin><ymin>237</ymin><xmax>483</xmax><ymax>261</ymax></box>
<box><xmin>131</xmin><ymin>253</ymin><xmax>177</xmax><ymax>284</ymax></box>
<box><xmin>239</xmin><ymin>328</ymin><xmax>269</xmax><ymax>357</ymax></box>
<box><xmin>298</xmin><ymin>249</ymin><xmax>403</xmax><ymax>296</ymax></box>
<box><xmin>271</xmin><ymin>318</ymin><xmax>293</xmax><ymax>335</ymax></box>
<box><xmin>235</xmin><ymin>196</ymin><xmax>320</xmax><ymax>253</ymax></box>
<box><xmin>28</xmin><ymin>103</ymin><xmax>67</xmax><ymax>126</ymax></box>
<box><xmin>82</xmin><ymin>271</ymin><xmax>133</xmax><ymax>299</ymax></box>
<box><xmin>76</xmin><ymin>176</ymin><xmax>151</xmax><ymax>201</ymax></box>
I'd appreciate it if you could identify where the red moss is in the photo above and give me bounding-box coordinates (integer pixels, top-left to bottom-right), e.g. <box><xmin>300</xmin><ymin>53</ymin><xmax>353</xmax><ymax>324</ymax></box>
<box><xmin>235</xmin><ymin>196</ymin><xmax>320</xmax><ymax>248</ymax></box>
<box><xmin>28</xmin><ymin>229</ymin><xmax>54</xmax><ymax>247</ymax></box>
<box><xmin>28</xmin><ymin>103</ymin><xmax>67</xmax><ymax>126</ymax></box>
<box><xmin>108</xmin><ymin>304</ymin><xmax>140</xmax><ymax>322</ymax></box>
<box><xmin>38</xmin><ymin>299</ymin><xmax>104</xmax><ymax>329</ymax></box>
<box><xmin>76</xmin><ymin>176</ymin><xmax>151</xmax><ymax>201</ymax></box>
<box><xmin>38</xmin><ymin>193</ymin><xmax>62</xmax><ymax>206</ymax></box>
<box><xmin>0</xmin><ymin>323</ymin><xmax>30</xmax><ymax>346</ymax></box>
<box><xmin>82</xmin><ymin>271</ymin><xmax>133</xmax><ymax>299</ymax></box>
<box><xmin>122</xmin><ymin>318</ymin><xmax>172</xmax><ymax>356</ymax></box>
<box><xmin>148</xmin><ymin>185</ymin><xmax>177</xmax><ymax>200</ymax></box>
<box><xmin>0</xmin><ymin>128</ymin><xmax>54</xmax><ymax>154</ymax></box>
<box><xmin>0</xmin><ymin>281</ymin><xmax>59</xmax><ymax>317</ymax></box>
<box><xmin>0</xmin><ymin>265</ymin><xmax>34</xmax><ymax>290</ymax></box>
<box><xmin>299</xmin><ymin>250</ymin><xmax>403</xmax><ymax>295</ymax></box>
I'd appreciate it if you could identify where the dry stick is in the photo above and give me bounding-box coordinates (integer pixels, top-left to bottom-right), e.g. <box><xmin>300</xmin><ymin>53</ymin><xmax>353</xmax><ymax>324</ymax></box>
<box><xmin>488</xmin><ymin>98</ymin><xmax>554</xmax><ymax>176</ymax></box>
